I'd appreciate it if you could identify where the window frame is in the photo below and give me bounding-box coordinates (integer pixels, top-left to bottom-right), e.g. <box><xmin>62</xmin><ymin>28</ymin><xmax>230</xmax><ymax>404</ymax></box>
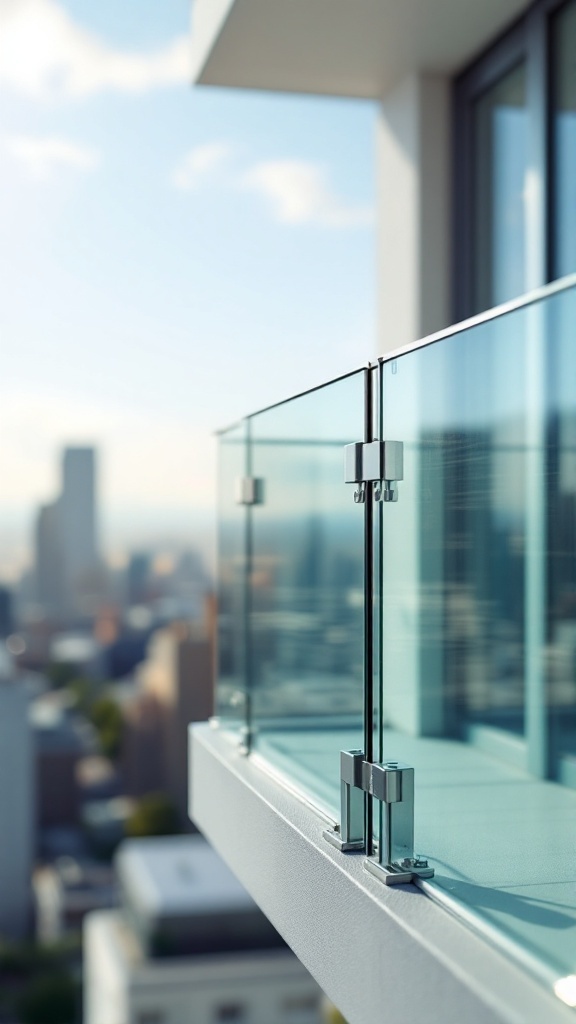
<box><xmin>453</xmin><ymin>0</ymin><xmax>570</xmax><ymax>321</ymax></box>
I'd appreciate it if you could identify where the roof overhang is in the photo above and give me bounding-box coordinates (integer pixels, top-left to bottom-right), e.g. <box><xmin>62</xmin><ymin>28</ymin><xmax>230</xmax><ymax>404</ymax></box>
<box><xmin>190</xmin><ymin>0</ymin><xmax>529</xmax><ymax>99</ymax></box>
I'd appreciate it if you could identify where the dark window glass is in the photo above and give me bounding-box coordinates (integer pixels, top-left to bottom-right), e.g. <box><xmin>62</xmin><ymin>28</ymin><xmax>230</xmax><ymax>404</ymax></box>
<box><xmin>552</xmin><ymin>0</ymin><xmax>576</xmax><ymax>278</ymax></box>
<box><xmin>473</xmin><ymin>63</ymin><xmax>529</xmax><ymax>314</ymax></box>
<box><xmin>216</xmin><ymin>1004</ymin><xmax>245</xmax><ymax>1022</ymax></box>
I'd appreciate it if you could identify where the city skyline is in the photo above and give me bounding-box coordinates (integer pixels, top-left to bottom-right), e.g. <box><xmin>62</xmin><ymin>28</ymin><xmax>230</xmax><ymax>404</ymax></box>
<box><xmin>0</xmin><ymin>441</ymin><xmax>214</xmax><ymax>583</ymax></box>
<box><xmin>0</xmin><ymin>0</ymin><xmax>376</xmax><ymax>581</ymax></box>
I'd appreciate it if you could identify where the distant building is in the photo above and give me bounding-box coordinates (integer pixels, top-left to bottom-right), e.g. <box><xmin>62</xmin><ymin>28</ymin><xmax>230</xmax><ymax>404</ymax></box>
<box><xmin>31</xmin><ymin>690</ymin><xmax>96</xmax><ymax>831</ymax></box>
<box><xmin>35</xmin><ymin>502</ymin><xmax>65</xmax><ymax>618</ymax></box>
<box><xmin>60</xmin><ymin>447</ymin><xmax>102</xmax><ymax>619</ymax></box>
<box><xmin>33</xmin><ymin>856</ymin><xmax>118</xmax><ymax>943</ymax></box>
<box><xmin>0</xmin><ymin>585</ymin><xmax>14</xmax><ymax>637</ymax></box>
<box><xmin>84</xmin><ymin>835</ymin><xmax>322</xmax><ymax>1024</ymax></box>
<box><xmin>126</xmin><ymin>553</ymin><xmax>152</xmax><ymax>606</ymax></box>
<box><xmin>0</xmin><ymin>655</ymin><xmax>35</xmax><ymax>938</ymax></box>
<box><xmin>34</xmin><ymin>446</ymin><xmax>103</xmax><ymax>623</ymax></box>
<box><xmin>120</xmin><ymin>620</ymin><xmax>214</xmax><ymax>819</ymax></box>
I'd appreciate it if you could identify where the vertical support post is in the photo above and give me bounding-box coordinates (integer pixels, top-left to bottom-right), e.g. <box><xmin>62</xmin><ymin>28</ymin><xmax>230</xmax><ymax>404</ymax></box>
<box><xmin>525</xmin><ymin>304</ymin><xmax>548</xmax><ymax>778</ymax></box>
<box><xmin>364</xmin><ymin>368</ymin><xmax>374</xmax><ymax>855</ymax></box>
<box><xmin>242</xmin><ymin>417</ymin><xmax>254</xmax><ymax>754</ymax></box>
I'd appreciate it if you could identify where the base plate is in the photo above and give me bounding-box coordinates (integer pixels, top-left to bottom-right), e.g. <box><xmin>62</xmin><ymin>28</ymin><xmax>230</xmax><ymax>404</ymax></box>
<box><xmin>364</xmin><ymin>857</ymin><xmax>434</xmax><ymax>885</ymax></box>
<box><xmin>323</xmin><ymin>828</ymin><xmax>364</xmax><ymax>853</ymax></box>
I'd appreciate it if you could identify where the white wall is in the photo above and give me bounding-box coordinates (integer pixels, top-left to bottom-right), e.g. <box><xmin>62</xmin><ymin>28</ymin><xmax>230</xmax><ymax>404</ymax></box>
<box><xmin>84</xmin><ymin>911</ymin><xmax>322</xmax><ymax>1024</ymax></box>
<box><xmin>377</xmin><ymin>72</ymin><xmax>452</xmax><ymax>356</ymax></box>
<box><xmin>376</xmin><ymin>74</ymin><xmax>451</xmax><ymax>735</ymax></box>
<box><xmin>84</xmin><ymin>912</ymin><xmax>130</xmax><ymax>1024</ymax></box>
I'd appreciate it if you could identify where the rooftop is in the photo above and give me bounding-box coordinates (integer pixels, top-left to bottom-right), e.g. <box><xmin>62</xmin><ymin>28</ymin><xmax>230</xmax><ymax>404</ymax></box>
<box><xmin>116</xmin><ymin>835</ymin><xmax>258</xmax><ymax>919</ymax></box>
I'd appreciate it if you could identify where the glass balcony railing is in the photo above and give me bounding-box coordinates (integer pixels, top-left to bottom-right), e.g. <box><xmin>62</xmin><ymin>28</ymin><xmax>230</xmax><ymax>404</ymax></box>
<box><xmin>215</xmin><ymin>273</ymin><xmax>576</xmax><ymax>1002</ymax></box>
<box><xmin>217</xmin><ymin>372</ymin><xmax>365</xmax><ymax>817</ymax></box>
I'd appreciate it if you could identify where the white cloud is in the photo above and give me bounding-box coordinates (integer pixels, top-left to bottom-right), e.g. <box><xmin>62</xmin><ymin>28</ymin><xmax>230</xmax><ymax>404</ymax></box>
<box><xmin>0</xmin><ymin>0</ymin><xmax>189</xmax><ymax>100</ymax></box>
<box><xmin>242</xmin><ymin>159</ymin><xmax>374</xmax><ymax>228</ymax></box>
<box><xmin>171</xmin><ymin>142</ymin><xmax>232</xmax><ymax>191</ymax></box>
<box><xmin>5</xmin><ymin>134</ymin><xmax>99</xmax><ymax>178</ymax></box>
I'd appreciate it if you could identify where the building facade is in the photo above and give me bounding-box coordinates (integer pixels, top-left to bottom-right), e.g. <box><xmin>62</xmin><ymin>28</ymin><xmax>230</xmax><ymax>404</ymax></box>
<box><xmin>188</xmin><ymin>1</ymin><xmax>576</xmax><ymax>1022</ymax></box>
<box><xmin>0</xmin><ymin>660</ymin><xmax>34</xmax><ymax>938</ymax></box>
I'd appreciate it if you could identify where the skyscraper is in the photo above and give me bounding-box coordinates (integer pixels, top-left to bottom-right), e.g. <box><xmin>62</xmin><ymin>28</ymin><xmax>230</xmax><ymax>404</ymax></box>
<box><xmin>34</xmin><ymin>447</ymin><xmax>102</xmax><ymax>622</ymax></box>
<box><xmin>35</xmin><ymin>502</ymin><xmax>64</xmax><ymax>618</ymax></box>
<box><xmin>59</xmin><ymin>447</ymin><xmax>99</xmax><ymax>616</ymax></box>
<box><xmin>0</xmin><ymin>658</ymin><xmax>34</xmax><ymax>938</ymax></box>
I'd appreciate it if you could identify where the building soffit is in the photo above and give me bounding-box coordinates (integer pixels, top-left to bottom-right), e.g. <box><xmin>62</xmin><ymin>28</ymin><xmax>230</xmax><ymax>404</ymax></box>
<box><xmin>191</xmin><ymin>0</ymin><xmax>530</xmax><ymax>98</ymax></box>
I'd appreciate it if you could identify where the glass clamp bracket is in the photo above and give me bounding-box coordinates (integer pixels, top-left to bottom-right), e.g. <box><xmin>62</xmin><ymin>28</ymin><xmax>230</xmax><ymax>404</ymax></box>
<box><xmin>364</xmin><ymin>761</ymin><xmax>434</xmax><ymax>885</ymax></box>
<box><xmin>344</xmin><ymin>441</ymin><xmax>403</xmax><ymax>504</ymax></box>
<box><xmin>324</xmin><ymin>752</ymin><xmax>434</xmax><ymax>885</ymax></box>
<box><xmin>236</xmin><ymin>477</ymin><xmax>265</xmax><ymax>506</ymax></box>
<box><xmin>324</xmin><ymin>750</ymin><xmax>365</xmax><ymax>851</ymax></box>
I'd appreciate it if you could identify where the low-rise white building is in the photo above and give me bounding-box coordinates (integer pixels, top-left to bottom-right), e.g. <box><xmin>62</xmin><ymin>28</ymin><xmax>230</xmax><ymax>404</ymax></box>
<box><xmin>84</xmin><ymin>835</ymin><xmax>322</xmax><ymax>1024</ymax></box>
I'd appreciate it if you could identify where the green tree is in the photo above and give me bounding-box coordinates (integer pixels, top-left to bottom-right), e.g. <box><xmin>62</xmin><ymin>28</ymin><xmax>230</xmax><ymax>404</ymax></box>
<box><xmin>67</xmin><ymin>676</ymin><xmax>96</xmax><ymax>715</ymax></box>
<box><xmin>89</xmin><ymin>695</ymin><xmax>123</xmax><ymax>759</ymax></box>
<box><xmin>322</xmin><ymin>1001</ymin><xmax>349</xmax><ymax>1024</ymax></box>
<box><xmin>126</xmin><ymin>792</ymin><xmax>180</xmax><ymax>837</ymax></box>
<box><xmin>47</xmin><ymin>662</ymin><xmax>79</xmax><ymax>690</ymax></box>
<box><xmin>16</xmin><ymin>972</ymin><xmax>79</xmax><ymax>1024</ymax></box>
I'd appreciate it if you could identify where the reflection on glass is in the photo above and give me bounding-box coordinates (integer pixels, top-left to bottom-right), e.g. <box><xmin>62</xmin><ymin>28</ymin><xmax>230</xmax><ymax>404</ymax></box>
<box><xmin>473</xmin><ymin>62</ymin><xmax>528</xmax><ymax>314</ymax></box>
<box><xmin>248</xmin><ymin>374</ymin><xmax>365</xmax><ymax>817</ymax></box>
<box><xmin>552</xmin><ymin>0</ymin><xmax>576</xmax><ymax>279</ymax></box>
<box><xmin>217</xmin><ymin>422</ymin><xmax>248</xmax><ymax>730</ymax></box>
<box><xmin>379</xmin><ymin>284</ymin><xmax>576</xmax><ymax>977</ymax></box>
<box><xmin>547</xmin><ymin>292</ymin><xmax>576</xmax><ymax>787</ymax></box>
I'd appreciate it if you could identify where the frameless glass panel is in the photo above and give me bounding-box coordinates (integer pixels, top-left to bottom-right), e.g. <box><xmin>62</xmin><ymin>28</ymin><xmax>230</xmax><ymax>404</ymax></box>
<box><xmin>379</xmin><ymin>282</ymin><xmax>576</xmax><ymax>980</ymax></box>
<box><xmin>552</xmin><ymin>0</ymin><xmax>576</xmax><ymax>279</ymax></box>
<box><xmin>473</xmin><ymin>62</ymin><xmax>528</xmax><ymax>314</ymax></box>
<box><xmin>217</xmin><ymin>422</ymin><xmax>248</xmax><ymax>734</ymax></box>
<box><xmin>248</xmin><ymin>373</ymin><xmax>365</xmax><ymax>818</ymax></box>
<box><xmin>547</xmin><ymin>289</ymin><xmax>576</xmax><ymax>790</ymax></box>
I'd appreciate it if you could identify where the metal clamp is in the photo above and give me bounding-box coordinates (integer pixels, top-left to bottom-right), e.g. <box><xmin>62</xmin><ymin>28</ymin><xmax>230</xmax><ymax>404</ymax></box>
<box><xmin>344</xmin><ymin>441</ymin><xmax>403</xmax><ymax>504</ymax></box>
<box><xmin>364</xmin><ymin>761</ymin><xmax>433</xmax><ymax>884</ymax></box>
<box><xmin>324</xmin><ymin>751</ymin><xmax>434</xmax><ymax>885</ymax></box>
<box><xmin>236</xmin><ymin>477</ymin><xmax>265</xmax><ymax>506</ymax></box>
<box><xmin>323</xmin><ymin>750</ymin><xmax>365</xmax><ymax>851</ymax></box>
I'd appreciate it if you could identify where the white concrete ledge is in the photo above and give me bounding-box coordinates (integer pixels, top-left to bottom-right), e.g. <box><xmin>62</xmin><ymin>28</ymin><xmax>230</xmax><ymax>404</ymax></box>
<box><xmin>190</xmin><ymin>0</ymin><xmax>528</xmax><ymax>98</ymax></box>
<box><xmin>189</xmin><ymin>723</ymin><xmax>574</xmax><ymax>1024</ymax></box>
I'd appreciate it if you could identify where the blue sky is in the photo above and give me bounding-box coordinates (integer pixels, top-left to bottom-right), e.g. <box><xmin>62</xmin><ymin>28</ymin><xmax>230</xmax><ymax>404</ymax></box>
<box><xmin>0</xmin><ymin>0</ymin><xmax>376</xmax><ymax>576</ymax></box>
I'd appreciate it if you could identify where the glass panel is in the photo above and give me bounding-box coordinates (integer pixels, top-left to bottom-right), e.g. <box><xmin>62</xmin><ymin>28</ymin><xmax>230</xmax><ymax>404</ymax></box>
<box><xmin>547</xmin><ymin>289</ymin><xmax>576</xmax><ymax>788</ymax></box>
<box><xmin>217</xmin><ymin>422</ymin><xmax>248</xmax><ymax>734</ymax></box>
<box><xmin>473</xmin><ymin>62</ymin><xmax>528</xmax><ymax>314</ymax></box>
<box><xmin>552</xmin><ymin>0</ymin><xmax>576</xmax><ymax>279</ymax></box>
<box><xmin>379</xmin><ymin>282</ymin><xmax>576</xmax><ymax>978</ymax></box>
<box><xmin>248</xmin><ymin>373</ymin><xmax>365</xmax><ymax>818</ymax></box>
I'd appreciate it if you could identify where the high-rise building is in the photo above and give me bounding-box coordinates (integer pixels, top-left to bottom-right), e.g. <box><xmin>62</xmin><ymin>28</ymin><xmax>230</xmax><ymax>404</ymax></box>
<box><xmin>35</xmin><ymin>502</ymin><xmax>64</xmax><ymax>618</ymax></box>
<box><xmin>60</xmin><ymin>447</ymin><xmax>100</xmax><ymax>618</ymax></box>
<box><xmin>0</xmin><ymin>656</ymin><xmax>34</xmax><ymax>938</ymax></box>
<box><xmin>0</xmin><ymin>585</ymin><xmax>14</xmax><ymax>638</ymax></box>
<box><xmin>125</xmin><ymin>620</ymin><xmax>214</xmax><ymax>819</ymax></box>
<box><xmin>126</xmin><ymin>552</ymin><xmax>152</xmax><ymax>606</ymax></box>
<box><xmin>34</xmin><ymin>447</ymin><xmax>102</xmax><ymax>622</ymax></box>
